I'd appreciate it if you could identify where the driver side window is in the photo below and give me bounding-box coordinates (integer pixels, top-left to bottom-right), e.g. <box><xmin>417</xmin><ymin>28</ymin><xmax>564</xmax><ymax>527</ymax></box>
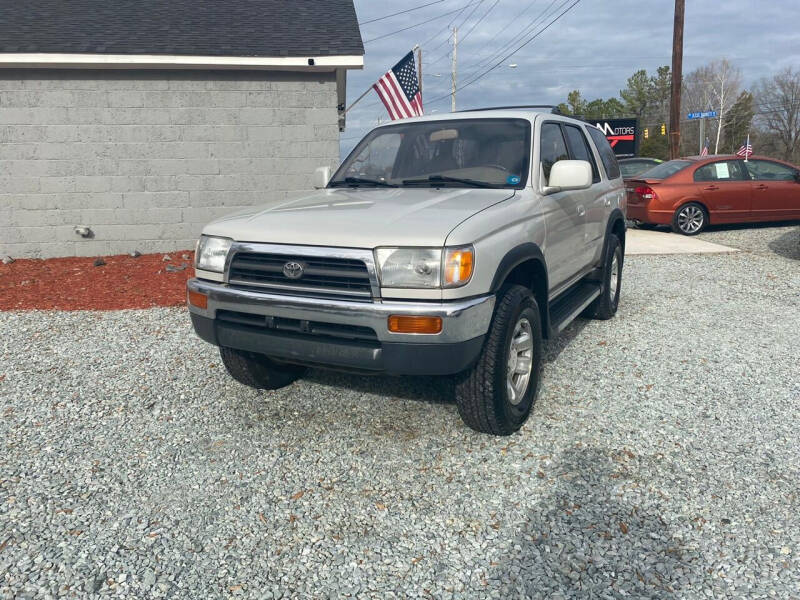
<box><xmin>540</xmin><ymin>123</ymin><xmax>569</xmax><ymax>185</ymax></box>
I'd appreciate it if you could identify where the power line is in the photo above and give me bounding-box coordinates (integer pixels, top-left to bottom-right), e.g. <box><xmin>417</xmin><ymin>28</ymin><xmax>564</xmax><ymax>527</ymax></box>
<box><xmin>459</xmin><ymin>0</ymin><xmax>559</xmax><ymax>77</ymax></box>
<box><xmin>419</xmin><ymin>0</ymin><xmax>483</xmax><ymax>52</ymax></box>
<box><xmin>359</xmin><ymin>0</ymin><xmax>447</xmax><ymax>25</ymax></box>
<box><xmin>364</xmin><ymin>3</ymin><xmax>482</xmax><ymax>43</ymax></box>
<box><xmin>425</xmin><ymin>0</ymin><xmax>501</xmax><ymax>67</ymax></box>
<box><xmin>425</xmin><ymin>0</ymin><xmax>583</xmax><ymax>107</ymax></box>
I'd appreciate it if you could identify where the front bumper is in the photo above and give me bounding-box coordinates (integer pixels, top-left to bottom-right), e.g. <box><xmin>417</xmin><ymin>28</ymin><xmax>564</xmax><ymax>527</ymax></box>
<box><xmin>187</xmin><ymin>278</ymin><xmax>495</xmax><ymax>375</ymax></box>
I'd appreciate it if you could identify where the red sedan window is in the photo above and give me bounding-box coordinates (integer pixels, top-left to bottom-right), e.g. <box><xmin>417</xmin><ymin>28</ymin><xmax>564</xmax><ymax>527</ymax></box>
<box><xmin>694</xmin><ymin>160</ymin><xmax>747</xmax><ymax>182</ymax></box>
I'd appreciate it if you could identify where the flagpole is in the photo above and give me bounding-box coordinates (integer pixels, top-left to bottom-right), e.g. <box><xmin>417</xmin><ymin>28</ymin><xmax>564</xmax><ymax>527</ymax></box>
<box><xmin>745</xmin><ymin>131</ymin><xmax>750</xmax><ymax>162</ymax></box>
<box><xmin>344</xmin><ymin>86</ymin><xmax>373</xmax><ymax>115</ymax></box>
<box><xmin>345</xmin><ymin>45</ymin><xmax>423</xmax><ymax>116</ymax></box>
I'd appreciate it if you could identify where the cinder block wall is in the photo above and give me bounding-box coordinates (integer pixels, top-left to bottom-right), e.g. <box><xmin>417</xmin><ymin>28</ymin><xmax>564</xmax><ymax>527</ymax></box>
<box><xmin>0</xmin><ymin>69</ymin><xmax>340</xmax><ymax>258</ymax></box>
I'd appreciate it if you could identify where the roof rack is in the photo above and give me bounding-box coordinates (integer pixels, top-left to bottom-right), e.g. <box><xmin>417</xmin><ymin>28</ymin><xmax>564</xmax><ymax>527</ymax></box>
<box><xmin>457</xmin><ymin>105</ymin><xmax>563</xmax><ymax>114</ymax></box>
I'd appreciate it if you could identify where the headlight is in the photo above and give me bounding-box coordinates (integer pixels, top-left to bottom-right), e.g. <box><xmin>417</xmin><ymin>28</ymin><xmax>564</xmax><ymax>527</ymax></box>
<box><xmin>195</xmin><ymin>235</ymin><xmax>232</xmax><ymax>273</ymax></box>
<box><xmin>375</xmin><ymin>246</ymin><xmax>474</xmax><ymax>289</ymax></box>
<box><xmin>375</xmin><ymin>247</ymin><xmax>441</xmax><ymax>288</ymax></box>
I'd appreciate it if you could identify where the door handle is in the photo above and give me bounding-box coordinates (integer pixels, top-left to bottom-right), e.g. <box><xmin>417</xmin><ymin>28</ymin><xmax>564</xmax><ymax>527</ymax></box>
<box><xmin>577</xmin><ymin>205</ymin><xmax>586</xmax><ymax>217</ymax></box>
<box><xmin>755</xmin><ymin>184</ymin><xmax>768</xmax><ymax>190</ymax></box>
<box><xmin>704</xmin><ymin>185</ymin><xmax>719</xmax><ymax>191</ymax></box>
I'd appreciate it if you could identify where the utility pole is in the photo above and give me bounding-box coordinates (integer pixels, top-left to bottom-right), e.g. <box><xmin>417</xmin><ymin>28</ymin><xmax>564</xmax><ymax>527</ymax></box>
<box><xmin>451</xmin><ymin>27</ymin><xmax>458</xmax><ymax>112</ymax></box>
<box><xmin>668</xmin><ymin>0</ymin><xmax>685</xmax><ymax>159</ymax></box>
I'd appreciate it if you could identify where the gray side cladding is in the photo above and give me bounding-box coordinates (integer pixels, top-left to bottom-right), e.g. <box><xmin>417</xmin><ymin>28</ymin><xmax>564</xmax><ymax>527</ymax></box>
<box><xmin>0</xmin><ymin>69</ymin><xmax>341</xmax><ymax>258</ymax></box>
<box><xmin>0</xmin><ymin>0</ymin><xmax>364</xmax><ymax>57</ymax></box>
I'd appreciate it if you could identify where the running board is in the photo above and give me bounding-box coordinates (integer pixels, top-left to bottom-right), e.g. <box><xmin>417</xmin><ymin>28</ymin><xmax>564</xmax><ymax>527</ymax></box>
<box><xmin>549</xmin><ymin>281</ymin><xmax>601</xmax><ymax>334</ymax></box>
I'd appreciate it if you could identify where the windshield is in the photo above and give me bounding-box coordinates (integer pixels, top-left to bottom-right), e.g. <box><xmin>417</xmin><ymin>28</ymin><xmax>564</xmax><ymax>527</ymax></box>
<box><xmin>637</xmin><ymin>159</ymin><xmax>692</xmax><ymax>180</ymax></box>
<box><xmin>330</xmin><ymin>118</ymin><xmax>531</xmax><ymax>189</ymax></box>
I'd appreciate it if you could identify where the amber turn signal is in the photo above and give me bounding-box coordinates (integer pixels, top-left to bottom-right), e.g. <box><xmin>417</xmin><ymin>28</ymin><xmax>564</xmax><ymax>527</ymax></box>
<box><xmin>443</xmin><ymin>247</ymin><xmax>474</xmax><ymax>287</ymax></box>
<box><xmin>387</xmin><ymin>315</ymin><xmax>443</xmax><ymax>334</ymax></box>
<box><xmin>187</xmin><ymin>289</ymin><xmax>208</xmax><ymax>309</ymax></box>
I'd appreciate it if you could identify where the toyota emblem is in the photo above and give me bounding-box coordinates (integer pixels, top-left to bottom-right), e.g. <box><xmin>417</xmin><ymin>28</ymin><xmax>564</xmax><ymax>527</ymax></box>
<box><xmin>282</xmin><ymin>261</ymin><xmax>304</xmax><ymax>279</ymax></box>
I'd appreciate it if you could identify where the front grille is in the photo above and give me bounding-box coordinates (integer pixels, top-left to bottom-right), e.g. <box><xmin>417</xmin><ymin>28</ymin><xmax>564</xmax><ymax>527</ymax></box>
<box><xmin>217</xmin><ymin>310</ymin><xmax>378</xmax><ymax>343</ymax></box>
<box><xmin>228</xmin><ymin>252</ymin><xmax>373</xmax><ymax>300</ymax></box>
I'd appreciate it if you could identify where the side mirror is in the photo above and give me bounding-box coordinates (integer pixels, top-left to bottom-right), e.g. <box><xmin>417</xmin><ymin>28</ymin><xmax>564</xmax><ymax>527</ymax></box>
<box><xmin>544</xmin><ymin>160</ymin><xmax>593</xmax><ymax>194</ymax></box>
<box><xmin>313</xmin><ymin>166</ymin><xmax>331</xmax><ymax>189</ymax></box>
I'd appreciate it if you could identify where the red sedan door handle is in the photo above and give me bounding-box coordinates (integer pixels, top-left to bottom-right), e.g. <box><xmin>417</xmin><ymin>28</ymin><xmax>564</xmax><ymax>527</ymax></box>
<box><xmin>755</xmin><ymin>184</ymin><xmax>768</xmax><ymax>190</ymax></box>
<box><xmin>704</xmin><ymin>185</ymin><xmax>719</xmax><ymax>191</ymax></box>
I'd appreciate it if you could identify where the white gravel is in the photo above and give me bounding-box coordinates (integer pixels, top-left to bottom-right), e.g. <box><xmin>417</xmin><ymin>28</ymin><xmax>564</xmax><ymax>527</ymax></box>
<box><xmin>1</xmin><ymin>225</ymin><xmax>799</xmax><ymax>599</ymax></box>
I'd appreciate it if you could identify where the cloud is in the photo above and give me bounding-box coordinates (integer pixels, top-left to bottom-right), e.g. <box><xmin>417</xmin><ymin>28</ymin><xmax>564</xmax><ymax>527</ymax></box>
<box><xmin>342</xmin><ymin>0</ymin><xmax>799</xmax><ymax>153</ymax></box>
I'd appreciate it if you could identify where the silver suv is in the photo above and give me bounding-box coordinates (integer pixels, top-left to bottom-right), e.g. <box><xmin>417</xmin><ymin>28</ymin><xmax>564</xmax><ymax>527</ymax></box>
<box><xmin>187</xmin><ymin>107</ymin><xmax>626</xmax><ymax>435</ymax></box>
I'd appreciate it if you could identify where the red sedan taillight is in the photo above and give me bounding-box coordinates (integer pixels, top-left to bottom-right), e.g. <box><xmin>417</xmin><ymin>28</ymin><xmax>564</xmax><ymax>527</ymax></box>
<box><xmin>635</xmin><ymin>185</ymin><xmax>658</xmax><ymax>201</ymax></box>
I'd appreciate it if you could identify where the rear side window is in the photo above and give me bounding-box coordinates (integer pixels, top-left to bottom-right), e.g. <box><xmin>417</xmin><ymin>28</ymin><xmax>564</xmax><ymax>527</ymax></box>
<box><xmin>694</xmin><ymin>160</ymin><xmax>746</xmax><ymax>182</ymax></box>
<box><xmin>587</xmin><ymin>126</ymin><xmax>621</xmax><ymax>179</ymax></box>
<box><xmin>563</xmin><ymin>125</ymin><xmax>600</xmax><ymax>182</ymax></box>
<box><xmin>539</xmin><ymin>122</ymin><xmax>569</xmax><ymax>185</ymax></box>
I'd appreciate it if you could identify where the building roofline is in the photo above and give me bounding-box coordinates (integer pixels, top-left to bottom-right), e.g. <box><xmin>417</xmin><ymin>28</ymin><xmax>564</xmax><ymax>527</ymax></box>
<box><xmin>0</xmin><ymin>53</ymin><xmax>364</xmax><ymax>71</ymax></box>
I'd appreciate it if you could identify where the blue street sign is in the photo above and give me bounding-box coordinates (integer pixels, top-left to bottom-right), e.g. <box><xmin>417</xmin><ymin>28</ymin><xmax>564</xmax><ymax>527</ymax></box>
<box><xmin>687</xmin><ymin>110</ymin><xmax>718</xmax><ymax>120</ymax></box>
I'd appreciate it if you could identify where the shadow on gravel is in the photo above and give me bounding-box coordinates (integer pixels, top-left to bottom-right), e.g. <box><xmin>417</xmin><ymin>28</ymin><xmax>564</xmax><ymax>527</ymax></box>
<box><xmin>543</xmin><ymin>318</ymin><xmax>589</xmax><ymax>364</ymax></box>
<box><xmin>768</xmin><ymin>226</ymin><xmax>800</xmax><ymax>260</ymax></box>
<box><xmin>302</xmin><ymin>318</ymin><xmax>590</xmax><ymax>406</ymax></box>
<box><xmin>492</xmin><ymin>446</ymin><xmax>702</xmax><ymax>598</ymax></box>
<box><xmin>303</xmin><ymin>369</ymin><xmax>454</xmax><ymax>404</ymax></box>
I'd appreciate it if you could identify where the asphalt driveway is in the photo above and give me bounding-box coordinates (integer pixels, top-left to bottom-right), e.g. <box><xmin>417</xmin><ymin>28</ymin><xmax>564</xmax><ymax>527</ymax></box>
<box><xmin>1</xmin><ymin>224</ymin><xmax>798</xmax><ymax>599</ymax></box>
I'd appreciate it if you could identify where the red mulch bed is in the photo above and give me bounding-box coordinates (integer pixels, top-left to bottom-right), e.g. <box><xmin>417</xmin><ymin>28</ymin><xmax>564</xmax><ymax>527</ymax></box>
<box><xmin>0</xmin><ymin>251</ymin><xmax>195</xmax><ymax>311</ymax></box>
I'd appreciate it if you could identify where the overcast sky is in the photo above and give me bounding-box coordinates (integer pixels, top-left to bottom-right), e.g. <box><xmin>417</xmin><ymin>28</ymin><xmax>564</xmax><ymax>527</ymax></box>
<box><xmin>342</xmin><ymin>0</ymin><xmax>800</xmax><ymax>153</ymax></box>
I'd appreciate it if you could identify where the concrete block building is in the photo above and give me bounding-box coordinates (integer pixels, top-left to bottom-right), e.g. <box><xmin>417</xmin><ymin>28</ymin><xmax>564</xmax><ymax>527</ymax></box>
<box><xmin>0</xmin><ymin>0</ymin><xmax>364</xmax><ymax>258</ymax></box>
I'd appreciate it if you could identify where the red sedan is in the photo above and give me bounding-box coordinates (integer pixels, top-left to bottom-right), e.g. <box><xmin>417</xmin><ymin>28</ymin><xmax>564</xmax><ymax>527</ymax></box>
<box><xmin>626</xmin><ymin>155</ymin><xmax>800</xmax><ymax>235</ymax></box>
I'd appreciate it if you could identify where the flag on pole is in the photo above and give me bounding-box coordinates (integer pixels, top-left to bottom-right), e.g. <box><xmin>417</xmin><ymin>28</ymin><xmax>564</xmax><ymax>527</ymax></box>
<box><xmin>736</xmin><ymin>136</ymin><xmax>753</xmax><ymax>159</ymax></box>
<box><xmin>373</xmin><ymin>51</ymin><xmax>423</xmax><ymax>120</ymax></box>
<box><xmin>700</xmin><ymin>137</ymin><xmax>710</xmax><ymax>157</ymax></box>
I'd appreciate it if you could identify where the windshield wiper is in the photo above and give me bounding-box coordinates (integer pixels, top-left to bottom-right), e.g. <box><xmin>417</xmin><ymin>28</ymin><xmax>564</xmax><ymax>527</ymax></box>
<box><xmin>330</xmin><ymin>177</ymin><xmax>397</xmax><ymax>188</ymax></box>
<box><xmin>401</xmin><ymin>175</ymin><xmax>499</xmax><ymax>188</ymax></box>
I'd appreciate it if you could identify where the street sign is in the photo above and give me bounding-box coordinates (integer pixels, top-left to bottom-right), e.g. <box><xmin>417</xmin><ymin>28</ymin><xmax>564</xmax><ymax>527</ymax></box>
<box><xmin>687</xmin><ymin>110</ymin><xmax>718</xmax><ymax>120</ymax></box>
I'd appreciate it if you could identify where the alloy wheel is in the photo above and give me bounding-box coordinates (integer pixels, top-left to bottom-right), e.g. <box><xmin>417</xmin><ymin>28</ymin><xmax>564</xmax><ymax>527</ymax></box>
<box><xmin>506</xmin><ymin>317</ymin><xmax>534</xmax><ymax>405</ymax></box>
<box><xmin>677</xmin><ymin>205</ymin><xmax>704</xmax><ymax>234</ymax></box>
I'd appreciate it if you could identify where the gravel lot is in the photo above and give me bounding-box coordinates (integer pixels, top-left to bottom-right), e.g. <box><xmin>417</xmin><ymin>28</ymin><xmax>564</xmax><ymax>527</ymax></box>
<box><xmin>2</xmin><ymin>224</ymin><xmax>799</xmax><ymax>599</ymax></box>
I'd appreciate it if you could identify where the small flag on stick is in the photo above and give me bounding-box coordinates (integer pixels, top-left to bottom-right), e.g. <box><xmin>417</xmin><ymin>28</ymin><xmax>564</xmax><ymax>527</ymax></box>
<box><xmin>373</xmin><ymin>51</ymin><xmax>423</xmax><ymax>121</ymax></box>
<box><xmin>736</xmin><ymin>135</ymin><xmax>753</xmax><ymax>159</ymax></box>
<box><xmin>700</xmin><ymin>137</ymin><xmax>709</xmax><ymax>157</ymax></box>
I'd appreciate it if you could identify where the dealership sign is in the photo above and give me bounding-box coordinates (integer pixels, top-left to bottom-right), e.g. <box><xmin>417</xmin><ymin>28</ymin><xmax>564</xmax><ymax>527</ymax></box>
<box><xmin>592</xmin><ymin>118</ymin><xmax>638</xmax><ymax>157</ymax></box>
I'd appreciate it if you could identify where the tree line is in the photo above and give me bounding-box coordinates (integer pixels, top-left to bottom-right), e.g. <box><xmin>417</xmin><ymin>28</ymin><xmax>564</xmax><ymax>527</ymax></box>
<box><xmin>556</xmin><ymin>61</ymin><xmax>800</xmax><ymax>163</ymax></box>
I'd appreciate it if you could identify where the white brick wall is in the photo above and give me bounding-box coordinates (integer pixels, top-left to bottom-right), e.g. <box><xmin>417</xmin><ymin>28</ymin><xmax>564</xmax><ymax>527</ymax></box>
<box><xmin>0</xmin><ymin>69</ymin><xmax>341</xmax><ymax>258</ymax></box>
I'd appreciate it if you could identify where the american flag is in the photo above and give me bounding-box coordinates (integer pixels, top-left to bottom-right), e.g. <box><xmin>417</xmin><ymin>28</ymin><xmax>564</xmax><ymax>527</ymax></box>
<box><xmin>700</xmin><ymin>137</ymin><xmax>709</xmax><ymax>157</ymax></box>
<box><xmin>373</xmin><ymin>51</ymin><xmax>423</xmax><ymax>120</ymax></box>
<box><xmin>736</xmin><ymin>136</ymin><xmax>753</xmax><ymax>158</ymax></box>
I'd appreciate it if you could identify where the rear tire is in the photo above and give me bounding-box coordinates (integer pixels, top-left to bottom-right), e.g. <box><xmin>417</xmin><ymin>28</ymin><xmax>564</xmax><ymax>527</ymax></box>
<box><xmin>454</xmin><ymin>285</ymin><xmax>543</xmax><ymax>436</ymax></box>
<box><xmin>219</xmin><ymin>347</ymin><xmax>307</xmax><ymax>390</ymax></box>
<box><xmin>585</xmin><ymin>234</ymin><xmax>622</xmax><ymax>320</ymax></box>
<box><xmin>672</xmin><ymin>202</ymin><xmax>707</xmax><ymax>235</ymax></box>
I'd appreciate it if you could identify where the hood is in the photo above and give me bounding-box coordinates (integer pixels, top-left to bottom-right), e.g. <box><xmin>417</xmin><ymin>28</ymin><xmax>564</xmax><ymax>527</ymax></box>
<box><xmin>202</xmin><ymin>187</ymin><xmax>515</xmax><ymax>248</ymax></box>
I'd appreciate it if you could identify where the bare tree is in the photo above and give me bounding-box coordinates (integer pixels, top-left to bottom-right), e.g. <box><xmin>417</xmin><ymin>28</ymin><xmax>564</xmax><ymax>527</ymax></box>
<box><xmin>682</xmin><ymin>59</ymin><xmax>742</xmax><ymax>154</ymax></box>
<box><xmin>755</xmin><ymin>67</ymin><xmax>800</xmax><ymax>162</ymax></box>
<box><xmin>708</xmin><ymin>59</ymin><xmax>742</xmax><ymax>153</ymax></box>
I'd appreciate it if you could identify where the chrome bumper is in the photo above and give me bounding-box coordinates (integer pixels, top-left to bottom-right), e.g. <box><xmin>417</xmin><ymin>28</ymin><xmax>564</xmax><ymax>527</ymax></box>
<box><xmin>186</xmin><ymin>278</ymin><xmax>495</xmax><ymax>344</ymax></box>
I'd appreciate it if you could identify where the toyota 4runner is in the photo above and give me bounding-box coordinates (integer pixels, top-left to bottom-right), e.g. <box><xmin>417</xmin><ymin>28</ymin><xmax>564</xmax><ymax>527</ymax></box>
<box><xmin>187</xmin><ymin>107</ymin><xmax>626</xmax><ymax>435</ymax></box>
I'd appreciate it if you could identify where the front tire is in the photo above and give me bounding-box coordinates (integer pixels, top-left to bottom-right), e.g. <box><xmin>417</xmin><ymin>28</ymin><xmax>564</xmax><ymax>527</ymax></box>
<box><xmin>454</xmin><ymin>285</ymin><xmax>543</xmax><ymax>436</ymax></box>
<box><xmin>672</xmin><ymin>202</ymin><xmax>707</xmax><ymax>235</ymax></box>
<box><xmin>219</xmin><ymin>347</ymin><xmax>307</xmax><ymax>390</ymax></box>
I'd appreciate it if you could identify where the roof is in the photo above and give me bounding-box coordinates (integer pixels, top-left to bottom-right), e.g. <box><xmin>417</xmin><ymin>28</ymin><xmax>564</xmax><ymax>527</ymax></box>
<box><xmin>0</xmin><ymin>0</ymin><xmax>364</xmax><ymax>58</ymax></box>
<box><xmin>371</xmin><ymin>108</ymin><xmax>585</xmax><ymax>130</ymax></box>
